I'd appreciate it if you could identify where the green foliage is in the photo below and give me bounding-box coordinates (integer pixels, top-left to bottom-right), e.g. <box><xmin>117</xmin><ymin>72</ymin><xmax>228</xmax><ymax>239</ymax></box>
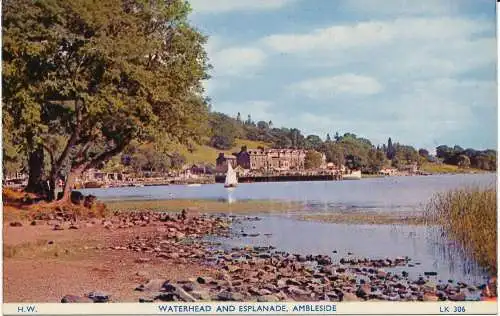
<box><xmin>366</xmin><ymin>148</ymin><xmax>386</xmax><ymax>173</ymax></box>
<box><xmin>457</xmin><ymin>154</ymin><xmax>471</xmax><ymax>169</ymax></box>
<box><xmin>418</xmin><ymin>148</ymin><xmax>430</xmax><ymax>158</ymax></box>
<box><xmin>2</xmin><ymin>112</ymin><xmax>27</xmax><ymax>177</ymax></box>
<box><xmin>386</xmin><ymin>137</ymin><xmax>395</xmax><ymax>160</ymax></box>
<box><xmin>436</xmin><ymin>145</ymin><xmax>496</xmax><ymax>171</ymax></box>
<box><xmin>304</xmin><ymin>151</ymin><xmax>323</xmax><ymax>169</ymax></box>
<box><xmin>209</xmin><ymin>112</ymin><xmax>241</xmax><ymax>149</ymax></box>
<box><xmin>320</xmin><ymin>142</ymin><xmax>345</xmax><ymax>166</ymax></box>
<box><xmin>3</xmin><ymin>0</ymin><xmax>210</xmax><ymax>185</ymax></box>
<box><xmin>305</xmin><ymin>135</ymin><xmax>323</xmax><ymax>150</ymax></box>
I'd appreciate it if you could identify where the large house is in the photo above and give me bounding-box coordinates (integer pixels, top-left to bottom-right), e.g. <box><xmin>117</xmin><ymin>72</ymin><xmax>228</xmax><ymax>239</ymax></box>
<box><xmin>215</xmin><ymin>153</ymin><xmax>238</xmax><ymax>173</ymax></box>
<box><xmin>216</xmin><ymin>147</ymin><xmax>309</xmax><ymax>172</ymax></box>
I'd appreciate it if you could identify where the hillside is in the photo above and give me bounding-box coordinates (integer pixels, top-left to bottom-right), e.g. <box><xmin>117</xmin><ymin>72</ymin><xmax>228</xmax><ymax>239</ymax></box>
<box><xmin>172</xmin><ymin>138</ymin><xmax>271</xmax><ymax>165</ymax></box>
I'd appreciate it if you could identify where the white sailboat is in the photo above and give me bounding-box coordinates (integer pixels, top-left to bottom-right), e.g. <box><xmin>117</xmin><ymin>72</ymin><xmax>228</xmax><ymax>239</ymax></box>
<box><xmin>224</xmin><ymin>163</ymin><xmax>238</xmax><ymax>188</ymax></box>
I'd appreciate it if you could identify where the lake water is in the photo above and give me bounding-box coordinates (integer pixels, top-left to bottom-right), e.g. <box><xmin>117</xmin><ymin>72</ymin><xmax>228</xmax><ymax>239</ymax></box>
<box><xmin>82</xmin><ymin>173</ymin><xmax>495</xmax><ymax>213</ymax></box>
<box><xmin>214</xmin><ymin>216</ymin><xmax>488</xmax><ymax>286</ymax></box>
<box><xmin>81</xmin><ymin>173</ymin><xmax>496</xmax><ymax>286</ymax></box>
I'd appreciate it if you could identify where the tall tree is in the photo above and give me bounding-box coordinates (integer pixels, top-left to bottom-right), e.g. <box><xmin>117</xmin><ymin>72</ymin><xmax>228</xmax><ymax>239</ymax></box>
<box><xmin>387</xmin><ymin>137</ymin><xmax>395</xmax><ymax>160</ymax></box>
<box><xmin>306</xmin><ymin>135</ymin><xmax>323</xmax><ymax>150</ymax></box>
<box><xmin>304</xmin><ymin>151</ymin><xmax>323</xmax><ymax>169</ymax></box>
<box><xmin>334</xmin><ymin>132</ymin><xmax>341</xmax><ymax>142</ymax></box>
<box><xmin>3</xmin><ymin>0</ymin><xmax>210</xmax><ymax>202</ymax></box>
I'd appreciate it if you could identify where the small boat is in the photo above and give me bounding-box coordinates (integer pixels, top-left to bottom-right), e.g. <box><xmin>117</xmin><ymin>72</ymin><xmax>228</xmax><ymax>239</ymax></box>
<box><xmin>187</xmin><ymin>183</ymin><xmax>201</xmax><ymax>187</ymax></box>
<box><xmin>224</xmin><ymin>163</ymin><xmax>238</xmax><ymax>188</ymax></box>
<box><xmin>343</xmin><ymin>170</ymin><xmax>362</xmax><ymax>180</ymax></box>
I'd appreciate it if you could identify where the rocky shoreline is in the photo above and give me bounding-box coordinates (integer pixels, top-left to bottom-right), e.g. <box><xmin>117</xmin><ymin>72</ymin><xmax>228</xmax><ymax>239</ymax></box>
<box><xmin>8</xmin><ymin>209</ymin><xmax>495</xmax><ymax>303</ymax></box>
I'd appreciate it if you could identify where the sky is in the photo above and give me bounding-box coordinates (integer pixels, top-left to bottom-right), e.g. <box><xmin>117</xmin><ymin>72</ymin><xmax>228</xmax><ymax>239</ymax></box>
<box><xmin>188</xmin><ymin>0</ymin><xmax>497</xmax><ymax>151</ymax></box>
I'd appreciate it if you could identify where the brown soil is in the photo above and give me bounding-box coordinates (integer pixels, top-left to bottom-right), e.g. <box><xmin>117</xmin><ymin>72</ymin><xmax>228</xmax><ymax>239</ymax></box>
<box><xmin>3</xmin><ymin>222</ymin><xmax>216</xmax><ymax>302</ymax></box>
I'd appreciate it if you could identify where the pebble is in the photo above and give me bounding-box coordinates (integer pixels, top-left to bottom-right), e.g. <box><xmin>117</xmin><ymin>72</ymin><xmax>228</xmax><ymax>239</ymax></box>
<box><xmin>43</xmin><ymin>211</ymin><xmax>488</xmax><ymax>303</ymax></box>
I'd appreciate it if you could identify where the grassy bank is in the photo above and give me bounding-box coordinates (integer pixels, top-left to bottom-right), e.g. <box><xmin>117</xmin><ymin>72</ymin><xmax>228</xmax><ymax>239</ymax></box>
<box><xmin>420</xmin><ymin>162</ymin><xmax>486</xmax><ymax>174</ymax></box>
<box><xmin>301</xmin><ymin>211</ymin><xmax>426</xmax><ymax>225</ymax></box>
<box><xmin>425</xmin><ymin>187</ymin><xmax>497</xmax><ymax>275</ymax></box>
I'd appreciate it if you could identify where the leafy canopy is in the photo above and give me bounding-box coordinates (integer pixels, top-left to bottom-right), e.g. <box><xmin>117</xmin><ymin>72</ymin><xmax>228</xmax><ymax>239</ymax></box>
<box><xmin>3</xmin><ymin>0</ymin><xmax>210</xmax><ymax>176</ymax></box>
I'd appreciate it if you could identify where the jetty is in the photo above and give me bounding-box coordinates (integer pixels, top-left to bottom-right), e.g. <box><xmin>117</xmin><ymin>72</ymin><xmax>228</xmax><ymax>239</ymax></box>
<box><xmin>215</xmin><ymin>172</ymin><xmax>343</xmax><ymax>183</ymax></box>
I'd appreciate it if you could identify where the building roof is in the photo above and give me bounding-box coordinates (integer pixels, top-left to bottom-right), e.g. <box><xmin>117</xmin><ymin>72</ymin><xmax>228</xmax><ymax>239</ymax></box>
<box><xmin>246</xmin><ymin>148</ymin><xmax>307</xmax><ymax>155</ymax></box>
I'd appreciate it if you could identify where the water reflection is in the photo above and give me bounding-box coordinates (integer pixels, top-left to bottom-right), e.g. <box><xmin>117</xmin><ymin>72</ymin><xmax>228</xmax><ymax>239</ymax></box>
<box><xmin>227</xmin><ymin>189</ymin><xmax>236</xmax><ymax>204</ymax></box>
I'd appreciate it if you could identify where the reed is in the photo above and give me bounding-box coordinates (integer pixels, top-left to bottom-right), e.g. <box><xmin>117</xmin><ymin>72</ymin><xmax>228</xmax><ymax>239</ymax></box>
<box><xmin>425</xmin><ymin>186</ymin><xmax>497</xmax><ymax>275</ymax></box>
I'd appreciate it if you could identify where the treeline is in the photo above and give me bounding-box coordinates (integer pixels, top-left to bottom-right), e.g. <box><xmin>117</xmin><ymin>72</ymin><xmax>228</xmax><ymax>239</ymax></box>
<box><xmin>208</xmin><ymin>111</ymin><xmax>497</xmax><ymax>173</ymax></box>
<box><xmin>436</xmin><ymin>146</ymin><xmax>496</xmax><ymax>171</ymax></box>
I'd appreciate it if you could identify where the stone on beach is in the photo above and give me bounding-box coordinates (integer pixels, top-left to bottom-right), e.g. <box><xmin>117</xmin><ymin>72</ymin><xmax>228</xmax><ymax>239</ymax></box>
<box><xmin>87</xmin><ymin>291</ymin><xmax>110</xmax><ymax>303</ymax></box>
<box><xmin>217</xmin><ymin>290</ymin><xmax>244</xmax><ymax>301</ymax></box>
<box><xmin>61</xmin><ymin>295</ymin><xmax>93</xmax><ymax>303</ymax></box>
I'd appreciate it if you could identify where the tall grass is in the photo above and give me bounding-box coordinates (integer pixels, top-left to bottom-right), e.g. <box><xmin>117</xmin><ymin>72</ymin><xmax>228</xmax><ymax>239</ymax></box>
<box><xmin>425</xmin><ymin>186</ymin><xmax>497</xmax><ymax>275</ymax></box>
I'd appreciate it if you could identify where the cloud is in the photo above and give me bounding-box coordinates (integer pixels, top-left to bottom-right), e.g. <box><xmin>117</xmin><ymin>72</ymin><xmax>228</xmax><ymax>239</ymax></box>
<box><xmin>210</xmin><ymin>47</ymin><xmax>267</xmax><ymax>77</ymax></box>
<box><xmin>189</xmin><ymin>0</ymin><xmax>296</xmax><ymax>14</ymax></box>
<box><xmin>411</xmin><ymin>78</ymin><xmax>496</xmax><ymax>109</ymax></box>
<box><xmin>262</xmin><ymin>18</ymin><xmax>489</xmax><ymax>53</ymax></box>
<box><xmin>194</xmin><ymin>1</ymin><xmax>496</xmax><ymax>150</ymax></box>
<box><xmin>261</xmin><ymin>17</ymin><xmax>494</xmax><ymax>78</ymax></box>
<box><xmin>340</xmin><ymin>0</ymin><xmax>462</xmax><ymax>16</ymax></box>
<box><xmin>281</xmin><ymin>76</ymin><xmax>494</xmax><ymax>149</ymax></box>
<box><xmin>290</xmin><ymin>74</ymin><xmax>383</xmax><ymax>98</ymax></box>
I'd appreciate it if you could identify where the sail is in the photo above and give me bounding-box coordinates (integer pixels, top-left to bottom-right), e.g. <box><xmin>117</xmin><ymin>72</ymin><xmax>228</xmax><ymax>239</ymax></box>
<box><xmin>224</xmin><ymin>163</ymin><xmax>238</xmax><ymax>186</ymax></box>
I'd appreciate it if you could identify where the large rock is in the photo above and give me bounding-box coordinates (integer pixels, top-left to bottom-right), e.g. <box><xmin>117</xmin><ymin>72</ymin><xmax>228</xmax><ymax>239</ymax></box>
<box><xmin>287</xmin><ymin>286</ymin><xmax>309</xmax><ymax>296</ymax></box>
<box><xmin>449</xmin><ymin>292</ymin><xmax>466</xmax><ymax>301</ymax></box>
<box><xmin>61</xmin><ymin>295</ymin><xmax>93</xmax><ymax>303</ymax></box>
<box><xmin>136</xmin><ymin>279</ymin><xmax>168</xmax><ymax>292</ymax></box>
<box><xmin>191</xmin><ymin>290</ymin><xmax>212</xmax><ymax>301</ymax></box>
<box><xmin>172</xmin><ymin>284</ymin><xmax>196</xmax><ymax>302</ymax></box>
<box><xmin>83</xmin><ymin>195</ymin><xmax>97</xmax><ymax>209</ymax></box>
<box><xmin>70</xmin><ymin>191</ymin><xmax>84</xmax><ymax>205</ymax></box>
<box><xmin>217</xmin><ymin>291</ymin><xmax>244</xmax><ymax>301</ymax></box>
<box><xmin>87</xmin><ymin>291</ymin><xmax>110</xmax><ymax>303</ymax></box>
<box><xmin>257</xmin><ymin>294</ymin><xmax>280</xmax><ymax>302</ymax></box>
<box><xmin>423</xmin><ymin>293</ymin><xmax>439</xmax><ymax>301</ymax></box>
<box><xmin>342</xmin><ymin>292</ymin><xmax>361</xmax><ymax>302</ymax></box>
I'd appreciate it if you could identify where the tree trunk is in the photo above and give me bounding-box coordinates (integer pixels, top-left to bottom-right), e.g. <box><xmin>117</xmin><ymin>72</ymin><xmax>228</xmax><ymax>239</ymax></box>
<box><xmin>25</xmin><ymin>146</ymin><xmax>45</xmax><ymax>195</ymax></box>
<box><xmin>47</xmin><ymin>174</ymin><xmax>57</xmax><ymax>202</ymax></box>
<box><xmin>59</xmin><ymin>165</ymin><xmax>85</xmax><ymax>203</ymax></box>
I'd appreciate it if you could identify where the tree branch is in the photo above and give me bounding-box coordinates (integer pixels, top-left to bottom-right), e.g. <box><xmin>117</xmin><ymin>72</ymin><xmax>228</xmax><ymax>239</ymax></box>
<box><xmin>54</xmin><ymin>99</ymin><xmax>83</xmax><ymax>170</ymax></box>
<box><xmin>41</xmin><ymin>143</ymin><xmax>55</xmax><ymax>169</ymax></box>
<box><xmin>74</xmin><ymin>135</ymin><xmax>133</xmax><ymax>172</ymax></box>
